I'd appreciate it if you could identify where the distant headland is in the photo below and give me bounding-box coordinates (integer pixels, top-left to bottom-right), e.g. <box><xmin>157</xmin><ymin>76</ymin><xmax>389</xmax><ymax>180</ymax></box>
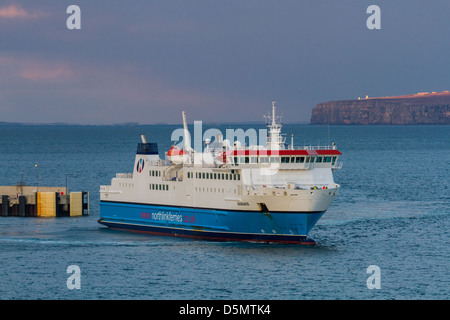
<box><xmin>311</xmin><ymin>91</ymin><xmax>450</xmax><ymax>125</ymax></box>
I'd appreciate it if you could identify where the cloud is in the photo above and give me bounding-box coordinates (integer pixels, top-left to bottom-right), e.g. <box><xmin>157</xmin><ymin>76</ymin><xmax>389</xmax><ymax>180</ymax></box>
<box><xmin>0</xmin><ymin>56</ymin><xmax>75</xmax><ymax>81</ymax></box>
<box><xmin>20</xmin><ymin>65</ymin><xmax>74</xmax><ymax>81</ymax></box>
<box><xmin>0</xmin><ymin>4</ymin><xmax>44</xmax><ymax>19</ymax></box>
<box><xmin>0</xmin><ymin>55</ymin><xmax>237</xmax><ymax>124</ymax></box>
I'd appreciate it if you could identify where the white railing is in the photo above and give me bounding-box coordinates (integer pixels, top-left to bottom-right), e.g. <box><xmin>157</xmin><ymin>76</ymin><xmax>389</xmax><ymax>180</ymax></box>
<box><xmin>332</xmin><ymin>162</ymin><xmax>343</xmax><ymax>169</ymax></box>
<box><xmin>116</xmin><ymin>173</ymin><xmax>133</xmax><ymax>179</ymax></box>
<box><xmin>298</xmin><ymin>145</ymin><xmax>336</xmax><ymax>150</ymax></box>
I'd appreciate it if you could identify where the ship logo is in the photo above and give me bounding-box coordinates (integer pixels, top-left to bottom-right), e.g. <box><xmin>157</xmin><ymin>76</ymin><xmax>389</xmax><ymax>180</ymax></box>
<box><xmin>136</xmin><ymin>158</ymin><xmax>145</xmax><ymax>173</ymax></box>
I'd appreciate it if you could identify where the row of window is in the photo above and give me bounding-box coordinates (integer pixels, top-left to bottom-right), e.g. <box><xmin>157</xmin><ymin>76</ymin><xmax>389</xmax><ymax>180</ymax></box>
<box><xmin>150</xmin><ymin>184</ymin><xmax>168</xmax><ymax>191</ymax></box>
<box><xmin>187</xmin><ymin>172</ymin><xmax>241</xmax><ymax>181</ymax></box>
<box><xmin>150</xmin><ymin>170</ymin><xmax>161</xmax><ymax>177</ymax></box>
<box><xmin>149</xmin><ymin>183</ymin><xmax>237</xmax><ymax>194</ymax></box>
<box><xmin>232</xmin><ymin>155</ymin><xmax>338</xmax><ymax>165</ymax></box>
<box><xmin>195</xmin><ymin>187</ymin><xmax>237</xmax><ymax>194</ymax></box>
<box><xmin>281</xmin><ymin>156</ymin><xmax>338</xmax><ymax>164</ymax></box>
<box><xmin>119</xmin><ymin>182</ymin><xmax>134</xmax><ymax>188</ymax></box>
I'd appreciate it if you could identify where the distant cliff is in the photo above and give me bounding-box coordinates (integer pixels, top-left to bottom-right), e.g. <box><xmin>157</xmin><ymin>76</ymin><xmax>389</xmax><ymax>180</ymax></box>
<box><xmin>311</xmin><ymin>92</ymin><xmax>450</xmax><ymax>125</ymax></box>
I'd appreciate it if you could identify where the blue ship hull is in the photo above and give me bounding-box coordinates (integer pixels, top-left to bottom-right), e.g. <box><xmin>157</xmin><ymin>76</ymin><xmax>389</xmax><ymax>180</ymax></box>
<box><xmin>99</xmin><ymin>201</ymin><xmax>324</xmax><ymax>244</ymax></box>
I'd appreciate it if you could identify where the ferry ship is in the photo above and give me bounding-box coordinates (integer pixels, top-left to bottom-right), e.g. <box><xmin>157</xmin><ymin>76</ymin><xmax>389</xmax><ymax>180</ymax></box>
<box><xmin>98</xmin><ymin>102</ymin><xmax>342</xmax><ymax>244</ymax></box>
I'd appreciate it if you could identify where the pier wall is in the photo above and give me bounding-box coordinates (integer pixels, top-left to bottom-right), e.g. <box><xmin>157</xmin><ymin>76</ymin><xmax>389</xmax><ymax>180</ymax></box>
<box><xmin>0</xmin><ymin>187</ymin><xmax>88</xmax><ymax>217</ymax></box>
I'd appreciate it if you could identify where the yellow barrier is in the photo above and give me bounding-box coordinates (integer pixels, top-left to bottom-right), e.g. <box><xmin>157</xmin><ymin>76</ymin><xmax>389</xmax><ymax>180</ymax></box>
<box><xmin>37</xmin><ymin>192</ymin><xmax>57</xmax><ymax>217</ymax></box>
<box><xmin>70</xmin><ymin>192</ymin><xmax>83</xmax><ymax>216</ymax></box>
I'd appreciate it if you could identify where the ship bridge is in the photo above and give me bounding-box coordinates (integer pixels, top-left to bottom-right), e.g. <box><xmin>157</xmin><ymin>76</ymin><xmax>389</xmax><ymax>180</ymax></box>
<box><xmin>229</xmin><ymin>148</ymin><xmax>342</xmax><ymax>170</ymax></box>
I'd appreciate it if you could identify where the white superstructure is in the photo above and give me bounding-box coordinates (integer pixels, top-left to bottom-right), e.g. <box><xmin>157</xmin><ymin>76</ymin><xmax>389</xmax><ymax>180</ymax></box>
<box><xmin>100</xmin><ymin>102</ymin><xmax>342</xmax><ymax>214</ymax></box>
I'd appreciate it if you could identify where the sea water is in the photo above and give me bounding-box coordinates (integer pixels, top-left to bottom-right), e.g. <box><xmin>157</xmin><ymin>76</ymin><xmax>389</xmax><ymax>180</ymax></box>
<box><xmin>0</xmin><ymin>124</ymin><xmax>448</xmax><ymax>300</ymax></box>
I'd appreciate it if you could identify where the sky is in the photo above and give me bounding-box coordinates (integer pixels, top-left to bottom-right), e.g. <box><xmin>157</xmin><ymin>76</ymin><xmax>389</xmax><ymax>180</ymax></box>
<box><xmin>1</xmin><ymin>0</ymin><xmax>449</xmax><ymax>124</ymax></box>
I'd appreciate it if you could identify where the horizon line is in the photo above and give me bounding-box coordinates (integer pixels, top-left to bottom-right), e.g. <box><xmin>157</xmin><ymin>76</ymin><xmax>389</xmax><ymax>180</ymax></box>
<box><xmin>0</xmin><ymin>120</ymin><xmax>312</xmax><ymax>126</ymax></box>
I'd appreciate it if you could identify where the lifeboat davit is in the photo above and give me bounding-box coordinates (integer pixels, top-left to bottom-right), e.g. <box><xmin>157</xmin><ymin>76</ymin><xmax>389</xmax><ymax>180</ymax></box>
<box><xmin>216</xmin><ymin>152</ymin><xmax>227</xmax><ymax>164</ymax></box>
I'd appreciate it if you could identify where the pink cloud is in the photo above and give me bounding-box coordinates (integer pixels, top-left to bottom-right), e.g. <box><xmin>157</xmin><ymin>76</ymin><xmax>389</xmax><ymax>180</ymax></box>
<box><xmin>0</xmin><ymin>56</ymin><xmax>75</xmax><ymax>81</ymax></box>
<box><xmin>20</xmin><ymin>66</ymin><xmax>74</xmax><ymax>81</ymax></box>
<box><xmin>0</xmin><ymin>4</ymin><xmax>44</xmax><ymax>19</ymax></box>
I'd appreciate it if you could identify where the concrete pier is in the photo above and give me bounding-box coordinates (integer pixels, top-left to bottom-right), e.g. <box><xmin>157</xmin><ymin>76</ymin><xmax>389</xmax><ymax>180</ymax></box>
<box><xmin>0</xmin><ymin>186</ymin><xmax>88</xmax><ymax>217</ymax></box>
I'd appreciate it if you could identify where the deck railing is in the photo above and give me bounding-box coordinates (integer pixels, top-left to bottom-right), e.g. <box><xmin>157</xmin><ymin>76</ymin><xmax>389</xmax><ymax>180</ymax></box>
<box><xmin>116</xmin><ymin>173</ymin><xmax>133</xmax><ymax>179</ymax></box>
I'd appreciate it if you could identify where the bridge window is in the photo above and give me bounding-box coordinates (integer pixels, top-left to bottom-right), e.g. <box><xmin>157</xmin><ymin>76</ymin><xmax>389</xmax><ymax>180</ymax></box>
<box><xmin>332</xmin><ymin>156</ymin><xmax>338</xmax><ymax>165</ymax></box>
<box><xmin>239</xmin><ymin>157</ymin><xmax>250</xmax><ymax>164</ymax></box>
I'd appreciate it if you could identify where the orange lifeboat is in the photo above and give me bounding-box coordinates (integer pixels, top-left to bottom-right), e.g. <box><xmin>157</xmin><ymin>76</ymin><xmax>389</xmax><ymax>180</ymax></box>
<box><xmin>167</xmin><ymin>146</ymin><xmax>185</xmax><ymax>164</ymax></box>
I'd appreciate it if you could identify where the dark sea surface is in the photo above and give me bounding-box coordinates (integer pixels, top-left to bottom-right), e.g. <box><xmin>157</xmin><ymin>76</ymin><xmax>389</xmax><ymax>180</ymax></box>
<box><xmin>0</xmin><ymin>124</ymin><xmax>448</xmax><ymax>300</ymax></box>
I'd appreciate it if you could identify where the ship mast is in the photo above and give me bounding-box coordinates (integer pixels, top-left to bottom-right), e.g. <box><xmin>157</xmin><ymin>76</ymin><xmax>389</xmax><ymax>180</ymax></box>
<box><xmin>264</xmin><ymin>101</ymin><xmax>284</xmax><ymax>150</ymax></box>
<box><xmin>182</xmin><ymin>111</ymin><xmax>191</xmax><ymax>153</ymax></box>
<box><xmin>181</xmin><ymin>111</ymin><xmax>194</xmax><ymax>164</ymax></box>
<box><xmin>271</xmin><ymin>101</ymin><xmax>277</xmax><ymax>127</ymax></box>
